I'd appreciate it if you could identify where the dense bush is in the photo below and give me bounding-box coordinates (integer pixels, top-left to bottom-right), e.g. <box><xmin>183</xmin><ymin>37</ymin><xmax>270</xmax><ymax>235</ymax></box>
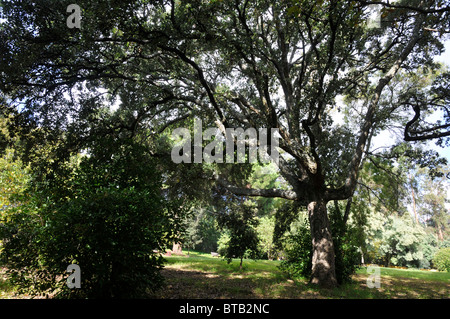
<box><xmin>329</xmin><ymin>207</ymin><xmax>362</xmax><ymax>285</ymax></box>
<box><xmin>419</xmin><ymin>234</ymin><xmax>439</xmax><ymax>269</ymax></box>
<box><xmin>433</xmin><ymin>247</ymin><xmax>450</xmax><ymax>272</ymax></box>
<box><xmin>183</xmin><ymin>209</ymin><xmax>220</xmax><ymax>253</ymax></box>
<box><xmin>217</xmin><ymin>231</ymin><xmax>231</xmax><ymax>257</ymax></box>
<box><xmin>0</xmin><ymin>141</ymin><xmax>179</xmax><ymax>298</ymax></box>
<box><xmin>279</xmin><ymin>217</ymin><xmax>312</xmax><ymax>279</ymax></box>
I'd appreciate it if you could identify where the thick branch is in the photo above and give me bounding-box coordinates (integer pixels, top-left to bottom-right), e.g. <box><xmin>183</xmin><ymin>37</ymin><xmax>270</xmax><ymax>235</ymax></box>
<box><xmin>404</xmin><ymin>129</ymin><xmax>450</xmax><ymax>141</ymax></box>
<box><xmin>213</xmin><ymin>173</ymin><xmax>298</xmax><ymax>201</ymax></box>
<box><xmin>354</xmin><ymin>1</ymin><xmax>450</xmax><ymax>14</ymax></box>
<box><xmin>342</xmin><ymin>11</ymin><xmax>426</xmax><ymax>198</ymax></box>
<box><xmin>404</xmin><ymin>104</ymin><xmax>450</xmax><ymax>141</ymax></box>
<box><xmin>157</xmin><ymin>44</ymin><xmax>230</xmax><ymax>129</ymax></box>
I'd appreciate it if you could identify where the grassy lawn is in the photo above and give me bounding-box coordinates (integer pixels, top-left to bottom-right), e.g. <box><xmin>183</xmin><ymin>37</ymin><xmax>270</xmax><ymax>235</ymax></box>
<box><xmin>149</xmin><ymin>251</ymin><xmax>450</xmax><ymax>299</ymax></box>
<box><xmin>1</xmin><ymin>252</ymin><xmax>449</xmax><ymax>299</ymax></box>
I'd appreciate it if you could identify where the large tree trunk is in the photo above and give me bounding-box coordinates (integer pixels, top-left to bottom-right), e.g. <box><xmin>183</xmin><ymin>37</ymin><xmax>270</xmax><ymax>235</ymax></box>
<box><xmin>307</xmin><ymin>198</ymin><xmax>338</xmax><ymax>288</ymax></box>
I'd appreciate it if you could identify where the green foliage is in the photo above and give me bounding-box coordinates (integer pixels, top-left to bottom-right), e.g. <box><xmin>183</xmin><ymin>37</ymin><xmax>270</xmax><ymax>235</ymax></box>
<box><xmin>328</xmin><ymin>205</ymin><xmax>362</xmax><ymax>285</ymax></box>
<box><xmin>273</xmin><ymin>200</ymin><xmax>302</xmax><ymax>251</ymax></box>
<box><xmin>216</xmin><ymin>213</ymin><xmax>277</xmax><ymax>261</ymax></box>
<box><xmin>256</xmin><ymin>216</ymin><xmax>276</xmax><ymax>260</ymax></box>
<box><xmin>217</xmin><ymin>200</ymin><xmax>260</xmax><ymax>267</ymax></box>
<box><xmin>0</xmin><ymin>140</ymin><xmax>178</xmax><ymax>298</ymax></box>
<box><xmin>279</xmin><ymin>217</ymin><xmax>312</xmax><ymax>279</ymax></box>
<box><xmin>181</xmin><ymin>207</ymin><xmax>221</xmax><ymax>254</ymax></box>
<box><xmin>279</xmin><ymin>204</ymin><xmax>361</xmax><ymax>284</ymax></box>
<box><xmin>195</xmin><ymin>212</ymin><xmax>221</xmax><ymax>253</ymax></box>
<box><xmin>433</xmin><ymin>247</ymin><xmax>450</xmax><ymax>272</ymax></box>
<box><xmin>364</xmin><ymin>211</ymin><xmax>429</xmax><ymax>268</ymax></box>
<box><xmin>217</xmin><ymin>231</ymin><xmax>231</xmax><ymax>257</ymax></box>
<box><xmin>182</xmin><ymin>213</ymin><xmax>204</xmax><ymax>255</ymax></box>
<box><xmin>358</xmin><ymin>158</ymin><xmax>409</xmax><ymax>215</ymax></box>
<box><xmin>354</xmin><ymin>155</ymin><xmax>449</xmax><ymax>270</ymax></box>
<box><xmin>0</xmin><ymin>148</ymin><xmax>30</xmax><ymax>214</ymax></box>
<box><xmin>416</xmin><ymin>166</ymin><xmax>449</xmax><ymax>239</ymax></box>
<box><xmin>249</xmin><ymin>164</ymin><xmax>285</xmax><ymax>217</ymax></box>
<box><xmin>419</xmin><ymin>234</ymin><xmax>439</xmax><ymax>269</ymax></box>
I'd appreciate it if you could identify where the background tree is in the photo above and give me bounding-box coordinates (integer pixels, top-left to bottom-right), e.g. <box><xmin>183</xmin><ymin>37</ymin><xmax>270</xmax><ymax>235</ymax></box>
<box><xmin>217</xmin><ymin>199</ymin><xmax>260</xmax><ymax>269</ymax></box>
<box><xmin>0</xmin><ymin>150</ymin><xmax>29</xmax><ymax>215</ymax></box>
<box><xmin>350</xmin><ymin>157</ymin><xmax>449</xmax><ymax>269</ymax></box>
<box><xmin>256</xmin><ymin>216</ymin><xmax>277</xmax><ymax>260</ymax></box>
<box><xmin>417</xmin><ymin>168</ymin><xmax>450</xmax><ymax>241</ymax></box>
<box><xmin>182</xmin><ymin>210</ymin><xmax>204</xmax><ymax>256</ymax></box>
<box><xmin>193</xmin><ymin>209</ymin><xmax>221</xmax><ymax>253</ymax></box>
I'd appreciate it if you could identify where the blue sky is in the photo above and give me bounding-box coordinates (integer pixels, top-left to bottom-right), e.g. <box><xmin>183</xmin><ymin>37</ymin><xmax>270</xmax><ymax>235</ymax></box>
<box><xmin>430</xmin><ymin>40</ymin><xmax>450</xmax><ymax>163</ymax></box>
<box><xmin>369</xmin><ymin>39</ymin><xmax>450</xmax><ymax>163</ymax></box>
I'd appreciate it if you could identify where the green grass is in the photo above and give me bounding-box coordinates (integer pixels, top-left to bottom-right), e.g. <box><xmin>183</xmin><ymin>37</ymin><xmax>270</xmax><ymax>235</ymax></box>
<box><xmin>150</xmin><ymin>251</ymin><xmax>450</xmax><ymax>299</ymax></box>
<box><xmin>357</xmin><ymin>266</ymin><xmax>450</xmax><ymax>282</ymax></box>
<box><xmin>166</xmin><ymin>251</ymin><xmax>282</xmax><ymax>274</ymax></box>
<box><xmin>1</xmin><ymin>252</ymin><xmax>449</xmax><ymax>299</ymax></box>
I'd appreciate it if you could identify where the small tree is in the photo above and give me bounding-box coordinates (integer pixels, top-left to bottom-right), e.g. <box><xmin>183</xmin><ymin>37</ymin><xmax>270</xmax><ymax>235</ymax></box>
<box><xmin>217</xmin><ymin>231</ymin><xmax>231</xmax><ymax>257</ymax></box>
<box><xmin>195</xmin><ymin>212</ymin><xmax>221</xmax><ymax>253</ymax></box>
<box><xmin>183</xmin><ymin>215</ymin><xmax>203</xmax><ymax>256</ymax></box>
<box><xmin>279</xmin><ymin>216</ymin><xmax>313</xmax><ymax>279</ymax></box>
<box><xmin>217</xmin><ymin>200</ymin><xmax>260</xmax><ymax>269</ymax></box>
<box><xmin>182</xmin><ymin>207</ymin><xmax>221</xmax><ymax>254</ymax></box>
<box><xmin>257</xmin><ymin>216</ymin><xmax>276</xmax><ymax>260</ymax></box>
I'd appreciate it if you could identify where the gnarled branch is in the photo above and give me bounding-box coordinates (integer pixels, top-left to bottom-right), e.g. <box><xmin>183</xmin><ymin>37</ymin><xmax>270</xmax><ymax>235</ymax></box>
<box><xmin>213</xmin><ymin>172</ymin><xmax>298</xmax><ymax>201</ymax></box>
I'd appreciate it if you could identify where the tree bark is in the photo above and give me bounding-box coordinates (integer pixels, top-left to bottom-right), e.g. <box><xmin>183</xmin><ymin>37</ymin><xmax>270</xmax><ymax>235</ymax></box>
<box><xmin>307</xmin><ymin>198</ymin><xmax>338</xmax><ymax>288</ymax></box>
<box><xmin>172</xmin><ymin>242</ymin><xmax>183</xmax><ymax>255</ymax></box>
<box><xmin>409</xmin><ymin>174</ymin><xmax>419</xmax><ymax>224</ymax></box>
<box><xmin>437</xmin><ymin>225</ymin><xmax>444</xmax><ymax>241</ymax></box>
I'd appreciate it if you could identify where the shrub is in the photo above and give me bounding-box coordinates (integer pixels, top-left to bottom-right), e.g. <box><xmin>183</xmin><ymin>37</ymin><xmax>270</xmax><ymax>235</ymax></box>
<box><xmin>217</xmin><ymin>231</ymin><xmax>230</xmax><ymax>257</ymax></box>
<box><xmin>279</xmin><ymin>218</ymin><xmax>312</xmax><ymax>279</ymax></box>
<box><xmin>0</xmin><ymin>141</ymin><xmax>179</xmax><ymax>298</ymax></box>
<box><xmin>433</xmin><ymin>247</ymin><xmax>450</xmax><ymax>272</ymax></box>
<box><xmin>328</xmin><ymin>207</ymin><xmax>361</xmax><ymax>285</ymax></box>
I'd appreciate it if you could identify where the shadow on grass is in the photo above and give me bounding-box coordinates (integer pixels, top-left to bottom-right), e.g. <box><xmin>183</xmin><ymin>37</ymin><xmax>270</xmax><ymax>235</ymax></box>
<box><xmin>148</xmin><ymin>267</ymin><xmax>322</xmax><ymax>299</ymax></box>
<box><xmin>349</xmin><ymin>273</ymin><xmax>450</xmax><ymax>299</ymax></box>
<box><xmin>149</xmin><ymin>259</ymin><xmax>450</xmax><ymax>299</ymax></box>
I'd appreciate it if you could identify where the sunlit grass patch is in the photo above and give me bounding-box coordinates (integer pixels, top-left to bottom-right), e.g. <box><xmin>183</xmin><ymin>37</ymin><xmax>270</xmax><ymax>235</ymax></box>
<box><xmin>155</xmin><ymin>253</ymin><xmax>450</xmax><ymax>299</ymax></box>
